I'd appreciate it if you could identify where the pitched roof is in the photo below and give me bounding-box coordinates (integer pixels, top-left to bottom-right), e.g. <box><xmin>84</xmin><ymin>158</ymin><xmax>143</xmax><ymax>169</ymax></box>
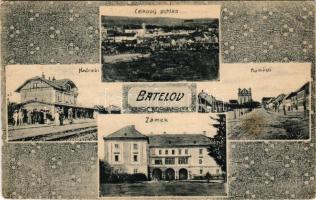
<box><xmin>275</xmin><ymin>94</ymin><xmax>286</xmax><ymax>102</ymax></box>
<box><xmin>148</xmin><ymin>134</ymin><xmax>211</xmax><ymax>148</ymax></box>
<box><xmin>261</xmin><ymin>97</ymin><xmax>273</xmax><ymax>102</ymax></box>
<box><xmin>15</xmin><ymin>76</ymin><xmax>76</xmax><ymax>93</ymax></box>
<box><xmin>104</xmin><ymin>125</ymin><xmax>148</xmax><ymax>140</ymax></box>
<box><xmin>229</xmin><ymin>100</ymin><xmax>238</xmax><ymax>104</ymax></box>
<box><xmin>295</xmin><ymin>82</ymin><xmax>309</xmax><ymax>94</ymax></box>
<box><xmin>285</xmin><ymin>92</ymin><xmax>295</xmax><ymax>100</ymax></box>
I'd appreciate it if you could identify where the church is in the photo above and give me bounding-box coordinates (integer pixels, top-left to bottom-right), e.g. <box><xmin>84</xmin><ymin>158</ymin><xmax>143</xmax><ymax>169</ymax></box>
<box><xmin>103</xmin><ymin>125</ymin><xmax>223</xmax><ymax>180</ymax></box>
<box><xmin>237</xmin><ymin>88</ymin><xmax>252</xmax><ymax>104</ymax></box>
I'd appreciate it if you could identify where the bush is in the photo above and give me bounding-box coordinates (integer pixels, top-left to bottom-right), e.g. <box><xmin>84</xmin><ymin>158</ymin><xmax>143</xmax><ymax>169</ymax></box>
<box><xmin>99</xmin><ymin>160</ymin><xmax>112</xmax><ymax>184</ymax></box>
<box><xmin>192</xmin><ymin>176</ymin><xmax>205</xmax><ymax>180</ymax></box>
<box><xmin>107</xmin><ymin>173</ymin><xmax>147</xmax><ymax>183</ymax></box>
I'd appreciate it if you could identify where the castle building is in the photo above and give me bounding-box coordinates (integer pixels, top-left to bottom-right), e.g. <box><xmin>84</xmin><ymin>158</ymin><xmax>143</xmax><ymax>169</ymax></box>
<box><xmin>15</xmin><ymin>74</ymin><xmax>94</xmax><ymax>119</ymax></box>
<box><xmin>237</xmin><ymin>88</ymin><xmax>252</xmax><ymax>104</ymax></box>
<box><xmin>103</xmin><ymin>125</ymin><xmax>223</xmax><ymax>180</ymax></box>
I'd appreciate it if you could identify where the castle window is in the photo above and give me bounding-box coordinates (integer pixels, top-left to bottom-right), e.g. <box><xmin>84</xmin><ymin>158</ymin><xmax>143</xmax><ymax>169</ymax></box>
<box><xmin>134</xmin><ymin>169</ymin><xmax>138</xmax><ymax>174</ymax></box>
<box><xmin>133</xmin><ymin>143</ymin><xmax>138</xmax><ymax>150</ymax></box>
<box><xmin>172</xmin><ymin>150</ymin><xmax>175</xmax><ymax>155</ymax></box>
<box><xmin>114</xmin><ymin>144</ymin><xmax>119</xmax><ymax>149</ymax></box>
<box><xmin>159</xmin><ymin>150</ymin><xmax>162</xmax><ymax>155</ymax></box>
<box><xmin>216</xmin><ymin>169</ymin><xmax>220</xmax><ymax>175</ymax></box>
<box><xmin>199</xmin><ymin>159</ymin><xmax>203</xmax><ymax>164</ymax></box>
<box><xmin>165</xmin><ymin>158</ymin><xmax>175</xmax><ymax>165</ymax></box>
<box><xmin>199</xmin><ymin>149</ymin><xmax>203</xmax><ymax>155</ymax></box>
<box><xmin>178</xmin><ymin>149</ymin><xmax>182</xmax><ymax>155</ymax></box>
<box><xmin>165</xmin><ymin>150</ymin><xmax>168</xmax><ymax>155</ymax></box>
<box><xmin>114</xmin><ymin>155</ymin><xmax>119</xmax><ymax>162</ymax></box>
<box><xmin>154</xmin><ymin>159</ymin><xmax>162</xmax><ymax>165</ymax></box>
<box><xmin>178</xmin><ymin>157</ymin><xmax>188</xmax><ymax>164</ymax></box>
<box><xmin>200</xmin><ymin>169</ymin><xmax>203</xmax><ymax>175</ymax></box>
<box><xmin>185</xmin><ymin>149</ymin><xmax>188</xmax><ymax>154</ymax></box>
<box><xmin>133</xmin><ymin>155</ymin><xmax>138</xmax><ymax>162</ymax></box>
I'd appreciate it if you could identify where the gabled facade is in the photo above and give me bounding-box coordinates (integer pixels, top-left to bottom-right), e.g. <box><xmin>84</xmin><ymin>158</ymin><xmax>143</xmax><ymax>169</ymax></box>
<box><xmin>238</xmin><ymin>88</ymin><xmax>252</xmax><ymax>104</ymax></box>
<box><xmin>16</xmin><ymin>75</ymin><xmax>78</xmax><ymax>106</ymax></box>
<box><xmin>14</xmin><ymin>74</ymin><xmax>94</xmax><ymax>120</ymax></box>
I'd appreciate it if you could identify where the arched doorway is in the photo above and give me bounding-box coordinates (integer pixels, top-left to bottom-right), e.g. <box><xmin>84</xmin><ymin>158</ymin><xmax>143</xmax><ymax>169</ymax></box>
<box><xmin>152</xmin><ymin>168</ymin><xmax>162</xmax><ymax>181</ymax></box>
<box><xmin>179</xmin><ymin>168</ymin><xmax>188</xmax><ymax>180</ymax></box>
<box><xmin>165</xmin><ymin>168</ymin><xmax>175</xmax><ymax>181</ymax></box>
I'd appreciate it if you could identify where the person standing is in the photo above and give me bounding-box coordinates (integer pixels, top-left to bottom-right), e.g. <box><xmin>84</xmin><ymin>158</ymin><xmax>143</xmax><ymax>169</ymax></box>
<box><xmin>68</xmin><ymin>108</ymin><xmax>73</xmax><ymax>124</ymax></box>
<box><xmin>59</xmin><ymin>109</ymin><xmax>64</xmax><ymax>126</ymax></box>
<box><xmin>43</xmin><ymin>110</ymin><xmax>47</xmax><ymax>124</ymax></box>
<box><xmin>18</xmin><ymin>109</ymin><xmax>24</xmax><ymax>126</ymax></box>
<box><xmin>13</xmin><ymin>110</ymin><xmax>18</xmax><ymax>126</ymax></box>
<box><xmin>54</xmin><ymin>110</ymin><xmax>60</xmax><ymax>126</ymax></box>
<box><xmin>27</xmin><ymin>110</ymin><xmax>32</xmax><ymax>125</ymax></box>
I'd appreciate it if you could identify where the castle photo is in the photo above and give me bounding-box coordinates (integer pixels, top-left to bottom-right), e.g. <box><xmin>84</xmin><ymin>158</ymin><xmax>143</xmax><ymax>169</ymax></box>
<box><xmin>99</xmin><ymin>113</ymin><xmax>226</xmax><ymax>197</ymax></box>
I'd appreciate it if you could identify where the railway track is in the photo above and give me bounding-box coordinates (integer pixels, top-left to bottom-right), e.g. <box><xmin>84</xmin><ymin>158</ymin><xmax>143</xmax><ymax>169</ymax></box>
<box><xmin>11</xmin><ymin>125</ymin><xmax>97</xmax><ymax>141</ymax></box>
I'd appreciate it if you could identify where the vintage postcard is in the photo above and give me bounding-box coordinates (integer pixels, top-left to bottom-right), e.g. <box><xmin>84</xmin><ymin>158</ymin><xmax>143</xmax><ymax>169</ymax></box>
<box><xmin>1</xmin><ymin>1</ymin><xmax>315</xmax><ymax>200</ymax></box>
<box><xmin>100</xmin><ymin>5</ymin><xmax>220</xmax><ymax>82</ymax></box>
<box><xmin>98</xmin><ymin>113</ymin><xmax>227</xmax><ymax>197</ymax></box>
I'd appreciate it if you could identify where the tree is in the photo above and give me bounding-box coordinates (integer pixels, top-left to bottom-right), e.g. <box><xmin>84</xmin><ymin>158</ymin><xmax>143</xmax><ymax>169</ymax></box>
<box><xmin>207</xmin><ymin>114</ymin><xmax>226</xmax><ymax>182</ymax></box>
<box><xmin>99</xmin><ymin>160</ymin><xmax>112</xmax><ymax>184</ymax></box>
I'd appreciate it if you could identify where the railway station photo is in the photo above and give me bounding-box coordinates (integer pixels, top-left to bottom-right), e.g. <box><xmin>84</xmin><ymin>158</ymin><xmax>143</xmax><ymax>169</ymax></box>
<box><xmin>6</xmin><ymin>65</ymin><xmax>102</xmax><ymax>141</ymax></box>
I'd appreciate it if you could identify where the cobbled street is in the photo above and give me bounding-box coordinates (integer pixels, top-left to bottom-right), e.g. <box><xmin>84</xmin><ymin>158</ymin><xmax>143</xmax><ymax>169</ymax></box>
<box><xmin>227</xmin><ymin>108</ymin><xmax>309</xmax><ymax>140</ymax></box>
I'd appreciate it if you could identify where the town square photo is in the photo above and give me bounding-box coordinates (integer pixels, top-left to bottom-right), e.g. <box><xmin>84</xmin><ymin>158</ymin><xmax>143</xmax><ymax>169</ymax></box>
<box><xmin>5</xmin><ymin>64</ymin><xmax>106</xmax><ymax>141</ymax></box>
<box><xmin>197</xmin><ymin>63</ymin><xmax>311</xmax><ymax>140</ymax></box>
<box><xmin>100</xmin><ymin>5</ymin><xmax>220</xmax><ymax>82</ymax></box>
<box><xmin>98</xmin><ymin>113</ymin><xmax>227</xmax><ymax>197</ymax></box>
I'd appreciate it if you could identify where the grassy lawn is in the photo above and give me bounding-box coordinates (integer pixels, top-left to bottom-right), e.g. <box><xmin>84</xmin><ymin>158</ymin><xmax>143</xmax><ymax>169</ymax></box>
<box><xmin>100</xmin><ymin>181</ymin><xmax>226</xmax><ymax>196</ymax></box>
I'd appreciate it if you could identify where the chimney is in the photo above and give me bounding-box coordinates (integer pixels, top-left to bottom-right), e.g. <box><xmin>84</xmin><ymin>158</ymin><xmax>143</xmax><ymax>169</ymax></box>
<box><xmin>202</xmin><ymin>131</ymin><xmax>206</xmax><ymax>136</ymax></box>
<box><xmin>249</xmin><ymin>88</ymin><xmax>251</xmax><ymax>93</ymax></box>
<box><xmin>238</xmin><ymin>88</ymin><xmax>241</xmax><ymax>94</ymax></box>
<box><xmin>52</xmin><ymin>76</ymin><xmax>56</xmax><ymax>81</ymax></box>
<box><xmin>163</xmin><ymin>131</ymin><xmax>167</xmax><ymax>134</ymax></box>
<box><xmin>48</xmin><ymin>77</ymin><xmax>51</xmax><ymax>81</ymax></box>
<box><xmin>42</xmin><ymin>72</ymin><xmax>45</xmax><ymax>79</ymax></box>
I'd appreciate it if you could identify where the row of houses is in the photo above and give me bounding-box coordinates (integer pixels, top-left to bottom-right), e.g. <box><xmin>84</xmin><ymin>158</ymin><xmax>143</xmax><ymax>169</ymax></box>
<box><xmin>198</xmin><ymin>90</ymin><xmax>230</xmax><ymax>113</ymax></box>
<box><xmin>262</xmin><ymin>82</ymin><xmax>310</xmax><ymax>112</ymax></box>
<box><xmin>198</xmin><ymin>88</ymin><xmax>259</xmax><ymax>113</ymax></box>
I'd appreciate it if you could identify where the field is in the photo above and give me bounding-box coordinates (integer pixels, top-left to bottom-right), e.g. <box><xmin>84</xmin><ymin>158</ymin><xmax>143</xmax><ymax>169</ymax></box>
<box><xmin>102</xmin><ymin>49</ymin><xmax>219</xmax><ymax>82</ymax></box>
<box><xmin>100</xmin><ymin>181</ymin><xmax>226</xmax><ymax>196</ymax></box>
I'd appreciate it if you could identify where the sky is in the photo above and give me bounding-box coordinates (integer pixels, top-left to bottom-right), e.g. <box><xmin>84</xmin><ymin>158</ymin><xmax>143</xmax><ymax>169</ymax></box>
<box><xmin>197</xmin><ymin>63</ymin><xmax>311</xmax><ymax>102</ymax></box>
<box><xmin>6</xmin><ymin>64</ymin><xmax>107</xmax><ymax>107</ymax></box>
<box><xmin>100</xmin><ymin>5</ymin><xmax>220</xmax><ymax>19</ymax></box>
<box><xmin>98</xmin><ymin>113</ymin><xmax>219</xmax><ymax>158</ymax></box>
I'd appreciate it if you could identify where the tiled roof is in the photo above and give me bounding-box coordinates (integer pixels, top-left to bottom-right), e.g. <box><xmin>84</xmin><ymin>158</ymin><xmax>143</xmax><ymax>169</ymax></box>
<box><xmin>148</xmin><ymin>134</ymin><xmax>211</xmax><ymax>147</ymax></box>
<box><xmin>104</xmin><ymin>125</ymin><xmax>212</xmax><ymax>147</ymax></box>
<box><xmin>104</xmin><ymin>125</ymin><xmax>148</xmax><ymax>140</ymax></box>
<box><xmin>15</xmin><ymin>76</ymin><xmax>76</xmax><ymax>92</ymax></box>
